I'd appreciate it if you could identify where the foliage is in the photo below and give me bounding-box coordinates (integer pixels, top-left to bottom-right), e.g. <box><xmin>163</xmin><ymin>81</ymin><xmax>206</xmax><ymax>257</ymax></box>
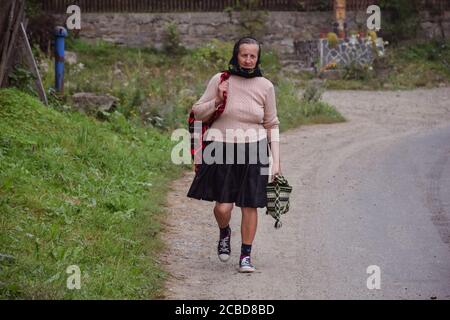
<box><xmin>27</xmin><ymin>10</ymin><xmax>55</xmax><ymax>55</ymax></box>
<box><xmin>24</xmin><ymin>0</ymin><xmax>43</xmax><ymax>18</ymax></box>
<box><xmin>294</xmin><ymin>0</ymin><xmax>330</xmax><ymax>11</ymax></box>
<box><xmin>189</xmin><ymin>39</ymin><xmax>233</xmax><ymax>70</ymax></box>
<box><xmin>343</xmin><ymin>61</ymin><xmax>374</xmax><ymax>81</ymax></box>
<box><xmin>0</xmin><ymin>88</ymin><xmax>183</xmax><ymax>299</ymax></box>
<box><xmin>327</xmin><ymin>32</ymin><xmax>338</xmax><ymax>48</ymax></box>
<box><xmin>302</xmin><ymin>80</ymin><xmax>325</xmax><ymax>103</ymax></box>
<box><xmin>224</xmin><ymin>0</ymin><xmax>269</xmax><ymax>39</ymax></box>
<box><xmin>162</xmin><ymin>21</ymin><xmax>186</xmax><ymax>56</ymax></box>
<box><xmin>323</xmin><ymin>39</ymin><xmax>450</xmax><ymax>90</ymax></box>
<box><xmin>276</xmin><ymin>80</ymin><xmax>345</xmax><ymax>130</ymax></box>
<box><xmin>378</xmin><ymin>0</ymin><xmax>420</xmax><ymax>43</ymax></box>
<box><xmin>8</xmin><ymin>64</ymin><xmax>37</xmax><ymax>96</ymax></box>
<box><xmin>385</xmin><ymin>39</ymin><xmax>450</xmax><ymax>87</ymax></box>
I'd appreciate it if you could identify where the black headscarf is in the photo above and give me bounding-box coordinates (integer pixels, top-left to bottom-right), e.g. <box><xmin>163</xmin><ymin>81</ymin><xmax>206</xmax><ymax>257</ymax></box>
<box><xmin>227</xmin><ymin>36</ymin><xmax>263</xmax><ymax>78</ymax></box>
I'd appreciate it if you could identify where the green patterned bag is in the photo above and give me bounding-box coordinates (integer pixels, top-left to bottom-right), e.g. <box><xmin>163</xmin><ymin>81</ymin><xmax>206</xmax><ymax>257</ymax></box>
<box><xmin>266</xmin><ymin>175</ymin><xmax>293</xmax><ymax>229</ymax></box>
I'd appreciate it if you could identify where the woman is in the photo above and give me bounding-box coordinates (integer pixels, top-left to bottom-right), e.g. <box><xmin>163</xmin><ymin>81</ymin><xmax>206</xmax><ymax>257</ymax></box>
<box><xmin>187</xmin><ymin>36</ymin><xmax>281</xmax><ymax>273</ymax></box>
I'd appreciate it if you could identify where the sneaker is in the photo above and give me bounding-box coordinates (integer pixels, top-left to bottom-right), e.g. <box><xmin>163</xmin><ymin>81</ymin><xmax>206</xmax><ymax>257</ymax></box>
<box><xmin>217</xmin><ymin>229</ymin><xmax>231</xmax><ymax>262</ymax></box>
<box><xmin>239</xmin><ymin>255</ymin><xmax>255</xmax><ymax>273</ymax></box>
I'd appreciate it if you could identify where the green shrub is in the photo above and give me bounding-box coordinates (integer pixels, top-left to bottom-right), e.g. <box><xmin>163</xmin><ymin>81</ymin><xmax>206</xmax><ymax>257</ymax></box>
<box><xmin>163</xmin><ymin>21</ymin><xmax>186</xmax><ymax>56</ymax></box>
<box><xmin>225</xmin><ymin>0</ymin><xmax>269</xmax><ymax>39</ymax></box>
<box><xmin>276</xmin><ymin>80</ymin><xmax>345</xmax><ymax>130</ymax></box>
<box><xmin>379</xmin><ymin>0</ymin><xmax>420</xmax><ymax>42</ymax></box>
<box><xmin>302</xmin><ymin>80</ymin><xmax>325</xmax><ymax>103</ymax></box>
<box><xmin>8</xmin><ymin>65</ymin><xmax>37</xmax><ymax>97</ymax></box>
<box><xmin>188</xmin><ymin>39</ymin><xmax>233</xmax><ymax>71</ymax></box>
<box><xmin>327</xmin><ymin>32</ymin><xmax>339</xmax><ymax>48</ymax></box>
<box><xmin>343</xmin><ymin>62</ymin><xmax>373</xmax><ymax>81</ymax></box>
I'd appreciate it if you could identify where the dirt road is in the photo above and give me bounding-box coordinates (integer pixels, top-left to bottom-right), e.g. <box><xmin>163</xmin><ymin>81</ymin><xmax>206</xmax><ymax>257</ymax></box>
<box><xmin>161</xmin><ymin>87</ymin><xmax>450</xmax><ymax>299</ymax></box>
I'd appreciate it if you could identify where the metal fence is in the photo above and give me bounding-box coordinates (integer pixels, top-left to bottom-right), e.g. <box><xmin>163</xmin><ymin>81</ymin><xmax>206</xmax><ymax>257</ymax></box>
<box><xmin>40</xmin><ymin>0</ymin><xmax>384</xmax><ymax>13</ymax></box>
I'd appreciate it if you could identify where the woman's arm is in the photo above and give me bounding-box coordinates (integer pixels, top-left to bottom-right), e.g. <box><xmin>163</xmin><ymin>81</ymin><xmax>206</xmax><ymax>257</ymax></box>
<box><xmin>191</xmin><ymin>73</ymin><xmax>222</xmax><ymax>121</ymax></box>
<box><xmin>263</xmin><ymin>85</ymin><xmax>281</xmax><ymax>179</ymax></box>
<box><xmin>269</xmin><ymin>139</ymin><xmax>280</xmax><ymax>177</ymax></box>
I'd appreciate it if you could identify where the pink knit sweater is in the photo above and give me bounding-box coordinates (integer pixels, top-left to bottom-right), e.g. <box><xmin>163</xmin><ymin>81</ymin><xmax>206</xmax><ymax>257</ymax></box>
<box><xmin>192</xmin><ymin>72</ymin><xmax>280</xmax><ymax>143</ymax></box>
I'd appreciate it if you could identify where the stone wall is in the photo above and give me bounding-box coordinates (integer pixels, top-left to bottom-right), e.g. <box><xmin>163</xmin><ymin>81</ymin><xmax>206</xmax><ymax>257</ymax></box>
<box><xmin>50</xmin><ymin>11</ymin><xmax>370</xmax><ymax>55</ymax></box>
<box><xmin>52</xmin><ymin>10</ymin><xmax>450</xmax><ymax>63</ymax></box>
<box><xmin>418</xmin><ymin>10</ymin><xmax>450</xmax><ymax>39</ymax></box>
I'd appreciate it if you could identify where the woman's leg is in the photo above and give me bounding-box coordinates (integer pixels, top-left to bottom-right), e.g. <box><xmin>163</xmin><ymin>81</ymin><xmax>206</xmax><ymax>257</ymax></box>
<box><xmin>239</xmin><ymin>207</ymin><xmax>258</xmax><ymax>272</ymax></box>
<box><xmin>214</xmin><ymin>202</ymin><xmax>233</xmax><ymax>228</ymax></box>
<box><xmin>215</xmin><ymin>202</ymin><xmax>233</xmax><ymax>262</ymax></box>
<box><xmin>240</xmin><ymin>207</ymin><xmax>258</xmax><ymax>244</ymax></box>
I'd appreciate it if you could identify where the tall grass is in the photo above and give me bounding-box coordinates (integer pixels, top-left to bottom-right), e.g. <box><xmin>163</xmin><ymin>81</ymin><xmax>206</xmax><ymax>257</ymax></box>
<box><xmin>0</xmin><ymin>88</ymin><xmax>183</xmax><ymax>299</ymax></box>
<box><xmin>277</xmin><ymin>80</ymin><xmax>345</xmax><ymax>129</ymax></box>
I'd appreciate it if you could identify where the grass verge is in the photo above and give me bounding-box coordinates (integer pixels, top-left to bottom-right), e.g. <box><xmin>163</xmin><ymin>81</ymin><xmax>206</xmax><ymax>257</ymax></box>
<box><xmin>0</xmin><ymin>88</ymin><xmax>184</xmax><ymax>299</ymax></box>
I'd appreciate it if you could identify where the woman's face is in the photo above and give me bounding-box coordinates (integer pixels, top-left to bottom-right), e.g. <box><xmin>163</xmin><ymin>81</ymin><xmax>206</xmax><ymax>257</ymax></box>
<box><xmin>237</xmin><ymin>43</ymin><xmax>259</xmax><ymax>69</ymax></box>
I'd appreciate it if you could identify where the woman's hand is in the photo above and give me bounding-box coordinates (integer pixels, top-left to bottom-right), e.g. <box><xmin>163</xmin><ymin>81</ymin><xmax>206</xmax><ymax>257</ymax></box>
<box><xmin>271</xmin><ymin>162</ymin><xmax>281</xmax><ymax>182</ymax></box>
<box><xmin>216</xmin><ymin>80</ymin><xmax>229</xmax><ymax>104</ymax></box>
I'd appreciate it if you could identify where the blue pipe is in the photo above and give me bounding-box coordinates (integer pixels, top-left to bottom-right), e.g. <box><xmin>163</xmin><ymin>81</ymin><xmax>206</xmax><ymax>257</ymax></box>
<box><xmin>54</xmin><ymin>26</ymin><xmax>68</xmax><ymax>94</ymax></box>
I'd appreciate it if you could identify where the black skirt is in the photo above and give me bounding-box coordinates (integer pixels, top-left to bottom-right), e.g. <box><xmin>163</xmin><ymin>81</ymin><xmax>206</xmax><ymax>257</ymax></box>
<box><xmin>187</xmin><ymin>138</ymin><xmax>270</xmax><ymax>208</ymax></box>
